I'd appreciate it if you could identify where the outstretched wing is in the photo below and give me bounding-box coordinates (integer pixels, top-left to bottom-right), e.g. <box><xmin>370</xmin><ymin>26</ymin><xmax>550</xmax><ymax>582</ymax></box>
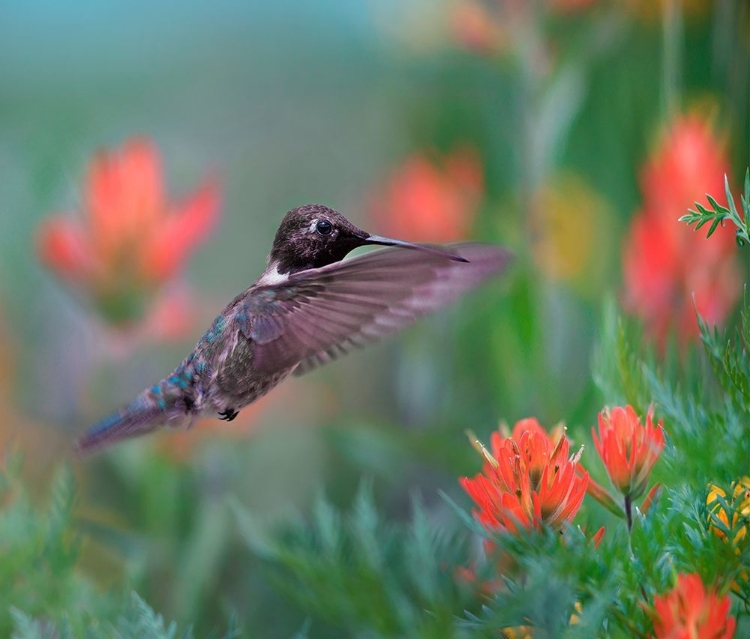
<box><xmin>237</xmin><ymin>243</ymin><xmax>512</xmax><ymax>376</ymax></box>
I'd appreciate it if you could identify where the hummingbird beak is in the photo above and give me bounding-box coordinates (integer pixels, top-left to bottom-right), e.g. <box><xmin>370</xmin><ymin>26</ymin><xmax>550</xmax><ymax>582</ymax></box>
<box><xmin>363</xmin><ymin>234</ymin><xmax>469</xmax><ymax>263</ymax></box>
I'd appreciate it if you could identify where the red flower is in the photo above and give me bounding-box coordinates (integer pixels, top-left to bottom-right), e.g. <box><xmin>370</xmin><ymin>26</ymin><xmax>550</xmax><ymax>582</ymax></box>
<box><xmin>648</xmin><ymin>573</ymin><xmax>736</xmax><ymax>639</ymax></box>
<box><xmin>449</xmin><ymin>2</ymin><xmax>508</xmax><ymax>55</ymax></box>
<box><xmin>461</xmin><ymin>420</ymin><xmax>588</xmax><ymax>535</ymax></box>
<box><xmin>592</xmin><ymin>406</ymin><xmax>664</xmax><ymax>500</ymax></box>
<box><xmin>486</xmin><ymin>418</ymin><xmax>550</xmax><ymax>466</ymax></box>
<box><xmin>591</xmin><ymin>526</ymin><xmax>606</xmax><ymax>548</ymax></box>
<box><xmin>450</xmin><ymin>0</ymin><xmax>598</xmax><ymax>56</ymax></box>
<box><xmin>623</xmin><ymin>115</ymin><xmax>741</xmax><ymax>346</ymax></box>
<box><xmin>369</xmin><ymin>148</ymin><xmax>483</xmax><ymax>243</ymax></box>
<box><xmin>37</xmin><ymin>138</ymin><xmax>220</xmax><ymax>325</ymax></box>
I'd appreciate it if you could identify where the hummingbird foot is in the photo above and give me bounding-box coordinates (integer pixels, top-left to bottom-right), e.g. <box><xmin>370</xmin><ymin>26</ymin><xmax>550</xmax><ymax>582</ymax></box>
<box><xmin>218</xmin><ymin>408</ymin><xmax>239</xmax><ymax>422</ymax></box>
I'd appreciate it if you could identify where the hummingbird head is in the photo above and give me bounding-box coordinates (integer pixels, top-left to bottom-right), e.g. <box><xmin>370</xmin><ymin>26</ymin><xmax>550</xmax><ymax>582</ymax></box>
<box><xmin>268</xmin><ymin>204</ymin><xmax>468</xmax><ymax>275</ymax></box>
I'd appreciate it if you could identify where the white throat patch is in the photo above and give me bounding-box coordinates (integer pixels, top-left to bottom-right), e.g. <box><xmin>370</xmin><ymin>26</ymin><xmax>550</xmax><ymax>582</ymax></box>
<box><xmin>255</xmin><ymin>262</ymin><xmax>289</xmax><ymax>287</ymax></box>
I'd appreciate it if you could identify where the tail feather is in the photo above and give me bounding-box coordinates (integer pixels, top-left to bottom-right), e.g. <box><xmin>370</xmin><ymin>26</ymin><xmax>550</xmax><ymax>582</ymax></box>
<box><xmin>75</xmin><ymin>399</ymin><xmax>165</xmax><ymax>455</ymax></box>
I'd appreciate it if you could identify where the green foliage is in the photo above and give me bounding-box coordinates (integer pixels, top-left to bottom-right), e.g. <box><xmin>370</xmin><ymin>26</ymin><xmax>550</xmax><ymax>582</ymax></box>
<box><xmin>10</xmin><ymin>593</ymin><xmax>191</xmax><ymax>639</ymax></box>
<box><xmin>0</xmin><ymin>458</ymin><xmax>239</xmax><ymax>639</ymax></box>
<box><xmin>460</xmin><ymin>526</ymin><xmax>617</xmax><ymax>637</ymax></box>
<box><xmin>593</xmin><ymin>299</ymin><xmax>653</xmax><ymax>415</ymax></box>
<box><xmin>236</xmin><ymin>482</ymin><xmax>479</xmax><ymax>638</ymax></box>
<box><xmin>679</xmin><ymin>170</ymin><xmax>750</xmax><ymax>247</ymax></box>
<box><xmin>698</xmin><ymin>300</ymin><xmax>750</xmax><ymax>411</ymax></box>
<box><xmin>0</xmin><ymin>459</ymin><xmax>111</xmax><ymax>637</ymax></box>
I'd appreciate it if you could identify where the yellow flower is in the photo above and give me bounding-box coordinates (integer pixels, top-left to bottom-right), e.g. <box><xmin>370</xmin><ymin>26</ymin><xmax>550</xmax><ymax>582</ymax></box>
<box><xmin>500</xmin><ymin>601</ymin><xmax>583</xmax><ymax>637</ymax></box>
<box><xmin>569</xmin><ymin>601</ymin><xmax>584</xmax><ymax>624</ymax></box>
<box><xmin>530</xmin><ymin>174</ymin><xmax>614</xmax><ymax>295</ymax></box>
<box><xmin>707</xmin><ymin>477</ymin><xmax>750</xmax><ymax>548</ymax></box>
<box><xmin>501</xmin><ymin>627</ymin><xmax>533</xmax><ymax>639</ymax></box>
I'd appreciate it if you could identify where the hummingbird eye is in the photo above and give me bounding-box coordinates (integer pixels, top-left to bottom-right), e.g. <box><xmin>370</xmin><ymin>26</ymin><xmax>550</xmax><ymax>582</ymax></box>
<box><xmin>315</xmin><ymin>219</ymin><xmax>333</xmax><ymax>236</ymax></box>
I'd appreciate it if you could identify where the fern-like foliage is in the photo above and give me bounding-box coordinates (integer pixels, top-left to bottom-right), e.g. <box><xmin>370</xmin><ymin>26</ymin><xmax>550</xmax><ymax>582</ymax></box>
<box><xmin>236</xmin><ymin>482</ymin><xmax>480</xmax><ymax>638</ymax></box>
<box><xmin>0</xmin><ymin>462</ymin><xmax>106</xmax><ymax>637</ymax></box>
<box><xmin>679</xmin><ymin>169</ymin><xmax>750</xmax><ymax>247</ymax></box>
<box><xmin>0</xmin><ymin>459</ymin><xmax>239</xmax><ymax>639</ymax></box>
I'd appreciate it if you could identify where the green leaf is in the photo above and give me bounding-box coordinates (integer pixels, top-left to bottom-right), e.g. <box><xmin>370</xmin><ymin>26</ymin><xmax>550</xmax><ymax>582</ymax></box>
<box><xmin>706</xmin><ymin>193</ymin><xmax>728</xmax><ymax>215</ymax></box>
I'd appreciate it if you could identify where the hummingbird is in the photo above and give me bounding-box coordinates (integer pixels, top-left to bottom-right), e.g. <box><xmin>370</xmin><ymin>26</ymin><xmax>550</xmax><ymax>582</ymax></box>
<box><xmin>76</xmin><ymin>204</ymin><xmax>512</xmax><ymax>453</ymax></box>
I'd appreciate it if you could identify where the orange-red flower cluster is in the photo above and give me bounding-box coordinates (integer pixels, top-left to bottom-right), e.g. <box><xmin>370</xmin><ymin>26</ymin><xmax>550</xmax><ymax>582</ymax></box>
<box><xmin>460</xmin><ymin>419</ymin><xmax>588</xmax><ymax>535</ymax></box>
<box><xmin>648</xmin><ymin>573</ymin><xmax>736</xmax><ymax>639</ymax></box>
<box><xmin>37</xmin><ymin>138</ymin><xmax>220</xmax><ymax>326</ymax></box>
<box><xmin>622</xmin><ymin>115</ymin><xmax>741</xmax><ymax>346</ymax></box>
<box><xmin>369</xmin><ymin>147</ymin><xmax>483</xmax><ymax>243</ymax></box>
<box><xmin>592</xmin><ymin>406</ymin><xmax>665</xmax><ymax>500</ymax></box>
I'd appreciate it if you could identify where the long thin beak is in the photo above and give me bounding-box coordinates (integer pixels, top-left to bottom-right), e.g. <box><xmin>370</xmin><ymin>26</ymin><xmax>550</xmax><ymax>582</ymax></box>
<box><xmin>364</xmin><ymin>234</ymin><xmax>469</xmax><ymax>263</ymax></box>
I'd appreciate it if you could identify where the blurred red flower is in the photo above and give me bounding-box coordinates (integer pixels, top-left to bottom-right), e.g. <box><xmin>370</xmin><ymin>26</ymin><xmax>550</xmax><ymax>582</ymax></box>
<box><xmin>623</xmin><ymin>116</ymin><xmax>741</xmax><ymax>346</ymax></box>
<box><xmin>37</xmin><ymin>138</ymin><xmax>220</xmax><ymax>326</ymax></box>
<box><xmin>450</xmin><ymin>1</ymin><xmax>508</xmax><ymax>55</ymax></box>
<box><xmin>450</xmin><ymin>0</ymin><xmax>597</xmax><ymax>56</ymax></box>
<box><xmin>592</xmin><ymin>405</ymin><xmax>664</xmax><ymax>500</ymax></box>
<box><xmin>461</xmin><ymin>419</ymin><xmax>588</xmax><ymax>535</ymax></box>
<box><xmin>647</xmin><ymin>573</ymin><xmax>736</xmax><ymax>639</ymax></box>
<box><xmin>370</xmin><ymin>147</ymin><xmax>483</xmax><ymax>242</ymax></box>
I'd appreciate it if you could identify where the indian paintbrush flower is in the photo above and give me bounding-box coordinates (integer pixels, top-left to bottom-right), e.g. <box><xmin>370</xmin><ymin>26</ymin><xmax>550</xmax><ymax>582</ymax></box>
<box><xmin>461</xmin><ymin>419</ymin><xmax>588</xmax><ymax>535</ymax></box>
<box><xmin>592</xmin><ymin>405</ymin><xmax>664</xmax><ymax>501</ymax></box>
<box><xmin>622</xmin><ymin>115</ymin><xmax>741</xmax><ymax>347</ymax></box>
<box><xmin>369</xmin><ymin>147</ymin><xmax>482</xmax><ymax>243</ymax></box>
<box><xmin>450</xmin><ymin>0</ymin><xmax>598</xmax><ymax>57</ymax></box>
<box><xmin>37</xmin><ymin>137</ymin><xmax>220</xmax><ymax>326</ymax></box>
<box><xmin>646</xmin><ymin>573</ymin><xmax>736</xmax><ymax>639</ymax></box>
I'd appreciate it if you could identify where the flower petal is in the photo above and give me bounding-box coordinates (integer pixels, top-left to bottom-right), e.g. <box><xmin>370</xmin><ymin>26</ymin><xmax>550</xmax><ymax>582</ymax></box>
<box><xmin>36</xmin><ymin>217</ymin><xmax>96</xmax><ymax>283</ymax></box>
<box><xmin>86</xmin><ymin>137</ymin><xmax>165</xmax><ymax>257</ymax></box>
<box><xmin>140</xmin><ymin>178</ymin><xmax>220</xmax><ymax>282</ymax></box>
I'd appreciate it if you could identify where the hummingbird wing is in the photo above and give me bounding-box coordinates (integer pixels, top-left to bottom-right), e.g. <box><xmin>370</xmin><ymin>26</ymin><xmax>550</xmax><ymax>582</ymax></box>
<box><xmin>239</xmin><ymin>243</ymin><xmax>512</xmax><ymax>376</ymax></box>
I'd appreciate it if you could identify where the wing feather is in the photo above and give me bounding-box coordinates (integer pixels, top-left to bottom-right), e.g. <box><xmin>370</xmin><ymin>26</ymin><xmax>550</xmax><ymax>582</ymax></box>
<box><xmin>238</xmin><ymin>243</ymin><xmax>512</xmax><ymax>375</ymax></box>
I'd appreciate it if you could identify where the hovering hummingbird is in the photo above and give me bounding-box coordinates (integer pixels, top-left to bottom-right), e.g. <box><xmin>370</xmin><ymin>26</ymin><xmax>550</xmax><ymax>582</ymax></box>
<box><xmin>76</xmin><ymin>204</ymin><xmax>512</xmax><ymax>453</ymax></box>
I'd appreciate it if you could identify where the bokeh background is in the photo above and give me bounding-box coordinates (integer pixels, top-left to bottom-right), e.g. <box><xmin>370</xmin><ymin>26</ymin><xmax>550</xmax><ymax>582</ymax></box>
<box><xmin>0</xmin><ymin>0</ymin><xmax>748</xmax><ymax>636</ymax></box>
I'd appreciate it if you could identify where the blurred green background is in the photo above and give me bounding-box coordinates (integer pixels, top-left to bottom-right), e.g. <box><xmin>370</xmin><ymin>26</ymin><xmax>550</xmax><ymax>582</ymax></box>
<box><xmin>0</xmin><ymin>0</ymin><xmax>748</xmax><ymax>636</ymax></box>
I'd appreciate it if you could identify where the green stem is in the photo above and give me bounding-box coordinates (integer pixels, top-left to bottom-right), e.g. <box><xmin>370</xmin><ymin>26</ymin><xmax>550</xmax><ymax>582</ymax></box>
<box><xmin>661</xmin><ymin>0</ymin><xmax>683</xmax><ymax>119</ymax></box>
<box><xmin>625</xmin><ymin>493</ymin><xmax>633</xmax><ymax>532</ymax></box>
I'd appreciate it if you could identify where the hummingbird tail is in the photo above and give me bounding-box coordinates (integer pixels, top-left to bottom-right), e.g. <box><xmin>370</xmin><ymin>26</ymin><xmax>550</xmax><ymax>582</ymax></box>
<box><xmin>74</xmin><ymin>397</ymin><xmax>167</xmax><ymax>455</ymax></box>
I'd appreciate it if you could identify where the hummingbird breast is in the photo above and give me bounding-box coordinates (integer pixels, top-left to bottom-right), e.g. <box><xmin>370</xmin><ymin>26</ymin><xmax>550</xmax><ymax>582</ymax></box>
<box><xmin>203</xmin><ymin>319</ymin><xmax>295</xmax><ymax>415</ymax></box>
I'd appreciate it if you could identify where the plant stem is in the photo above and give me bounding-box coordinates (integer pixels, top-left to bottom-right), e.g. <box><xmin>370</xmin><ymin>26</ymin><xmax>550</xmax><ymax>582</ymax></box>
<box><xmin>625</xmin><ymin>494</ymin><xmax>633</xmax><ymax>532</ymax></box>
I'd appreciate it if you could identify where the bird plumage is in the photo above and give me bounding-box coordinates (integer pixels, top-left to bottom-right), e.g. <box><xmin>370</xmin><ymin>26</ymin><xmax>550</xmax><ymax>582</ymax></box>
<box><xmin>76</xmin><ymin>205</ymin><xmax>512</xmax><ymax>454</ymax></box>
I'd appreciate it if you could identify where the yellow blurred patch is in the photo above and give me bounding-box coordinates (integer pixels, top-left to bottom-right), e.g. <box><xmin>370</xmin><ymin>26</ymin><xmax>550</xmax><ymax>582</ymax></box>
<box><xmin>626</xmin><ymin>0</ymin><xmax>714</xmax><ymax>21</ymax></box>
<box><xmin>530</xmin><ymin>174</ymin><xmax>615</xmax><ymax>296</ymax></box>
